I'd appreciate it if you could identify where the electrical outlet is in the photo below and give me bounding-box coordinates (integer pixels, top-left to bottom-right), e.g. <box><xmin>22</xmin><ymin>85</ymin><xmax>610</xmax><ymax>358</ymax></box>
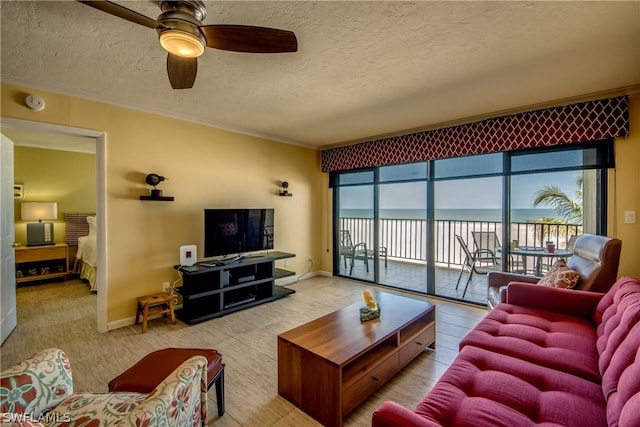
<box><xmin>163</xmin><ymin>282</ymin><xmax>171</xmax><ymax>292</ymax></box>
<box><xmin>307</xmin><ymin>256</ymin><xmax>312</xmax><ymax>262</ymax></box>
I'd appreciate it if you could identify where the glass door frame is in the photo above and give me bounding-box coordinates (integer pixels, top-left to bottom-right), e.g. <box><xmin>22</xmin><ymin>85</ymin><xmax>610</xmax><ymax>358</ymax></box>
<box><xmin>330</xmin><ymin>139</ymin><xmax>614</xmax><ymax>305</ymax></box>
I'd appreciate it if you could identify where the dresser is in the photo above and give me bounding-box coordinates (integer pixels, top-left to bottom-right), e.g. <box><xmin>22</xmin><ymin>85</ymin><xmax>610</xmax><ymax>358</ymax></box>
<box><xmin>15</xmin><ymin>243</ymin><xmax>69</xmax><ymax>284</ymax></box>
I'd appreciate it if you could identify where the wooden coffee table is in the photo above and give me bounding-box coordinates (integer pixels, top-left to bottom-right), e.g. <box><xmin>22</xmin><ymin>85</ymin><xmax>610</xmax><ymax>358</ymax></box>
<box><xmin>277</xmin><ymin>291</ymin><xmax>435</xmax><ymax>427</ymax></box>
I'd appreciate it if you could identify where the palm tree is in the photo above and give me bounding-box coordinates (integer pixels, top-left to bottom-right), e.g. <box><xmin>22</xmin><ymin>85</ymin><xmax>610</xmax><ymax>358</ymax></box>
<box><xmin>530</xmin><ymin>176</ymin><xmax>583</xmax><ymax>242</ymax></box>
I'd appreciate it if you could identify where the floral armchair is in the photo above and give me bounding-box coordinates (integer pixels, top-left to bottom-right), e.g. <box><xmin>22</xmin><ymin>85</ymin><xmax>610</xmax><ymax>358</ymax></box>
<box><xmin>1</xmin><ymin>348</ymin><xmax>207</xmax><ymax>427</ymax></box>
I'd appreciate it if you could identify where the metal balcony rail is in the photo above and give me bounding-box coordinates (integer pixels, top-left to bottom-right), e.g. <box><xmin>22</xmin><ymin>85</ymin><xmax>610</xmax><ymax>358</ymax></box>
<box><xmin>339</xmin><ymin>217</ymin><xmax>581</xmax><ymax>270</ymax></box>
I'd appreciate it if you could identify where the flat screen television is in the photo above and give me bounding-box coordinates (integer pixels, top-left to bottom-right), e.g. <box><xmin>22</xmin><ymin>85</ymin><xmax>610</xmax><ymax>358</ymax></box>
<box><xmin>204</xmin><ymin>209</ymin><xmax>274</xmax><ymax>258</ymax></box>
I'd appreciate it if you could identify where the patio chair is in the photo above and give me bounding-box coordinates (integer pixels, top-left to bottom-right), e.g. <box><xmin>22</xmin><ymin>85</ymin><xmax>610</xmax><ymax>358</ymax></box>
<box><xmin>471</xmin><ymin>231</ymin><xmax>501</xmax><ymax>257</ymax></box>
<box><xmin>473</xmin><ymin>230</ymin><xmax>522</xmax><ymax>272</ymax></box>
<box><xmin>338</xmin><ymin>230</ymin><xmax>388</xmax><ymax>276</ymax></box>
<box><xmin>455</xmin><ymin>235</ymin><xmax>501</xmax><ymax>298</ymax></box>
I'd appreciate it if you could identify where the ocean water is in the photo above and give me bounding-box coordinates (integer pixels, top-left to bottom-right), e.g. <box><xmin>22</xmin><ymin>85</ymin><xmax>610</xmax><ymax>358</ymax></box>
<box><xmin>340</xmin><ymin>208</ymin><xmax>558</xmax><ymax>222</ymax></box>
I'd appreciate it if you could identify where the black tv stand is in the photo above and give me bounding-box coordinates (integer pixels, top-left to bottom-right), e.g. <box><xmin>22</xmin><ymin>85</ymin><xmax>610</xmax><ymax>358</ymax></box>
<box><xmin>174</xmin><ymin>251</ymin><xmax>295</xmax><ymax>324</ymax></box>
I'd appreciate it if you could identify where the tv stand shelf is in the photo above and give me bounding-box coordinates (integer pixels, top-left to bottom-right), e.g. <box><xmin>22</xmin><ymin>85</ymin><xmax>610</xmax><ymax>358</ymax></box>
<box><xmin>174</xmin><ymin>251</ymin><xmax>295</xmax><ymax>324</ymax></box>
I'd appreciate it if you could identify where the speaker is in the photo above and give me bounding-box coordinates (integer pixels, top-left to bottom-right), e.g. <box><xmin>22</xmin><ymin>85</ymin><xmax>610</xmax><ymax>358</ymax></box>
<box><xmin>180</xmin><ymin>245</ymin><xmax>197</xmax><ymax>266</ymax></box>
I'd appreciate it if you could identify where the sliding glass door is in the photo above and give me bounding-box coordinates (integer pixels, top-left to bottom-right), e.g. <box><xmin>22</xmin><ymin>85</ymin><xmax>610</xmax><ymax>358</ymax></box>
<box><xmin>434</xmin><ymin>176</ymin><xmax>502</xmax><ymax>304</ymax></box>
<box><xmin>331</xmin><ymin>140</ymin><xmax>613</xmax><ymax>306</ymax></box>
<box><xmin>335</xmin><ymin>171</ymin><xmax>376</xmax><ymax>281</ymax></box>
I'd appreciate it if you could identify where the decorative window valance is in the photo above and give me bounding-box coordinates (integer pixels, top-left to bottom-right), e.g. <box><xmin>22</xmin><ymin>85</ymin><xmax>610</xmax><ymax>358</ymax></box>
<box><xmin>321</xmin><ymin>96</ymin><xmax>629</xmax><ymax>172</ymax></box>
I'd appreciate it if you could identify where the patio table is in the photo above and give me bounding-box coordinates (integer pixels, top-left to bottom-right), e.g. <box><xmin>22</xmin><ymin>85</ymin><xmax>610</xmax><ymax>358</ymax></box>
<box><xmin>498</xmin><ymin>246</ymin><xmax>572</xmax><ymax>276</ymax></box>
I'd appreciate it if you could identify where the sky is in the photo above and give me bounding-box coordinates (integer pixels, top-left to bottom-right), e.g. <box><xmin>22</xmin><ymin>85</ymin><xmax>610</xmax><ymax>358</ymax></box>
<box><xmin>340</xmin><ymin>170</ymin><xmax>581</xmax><ymax>210</ymax></box>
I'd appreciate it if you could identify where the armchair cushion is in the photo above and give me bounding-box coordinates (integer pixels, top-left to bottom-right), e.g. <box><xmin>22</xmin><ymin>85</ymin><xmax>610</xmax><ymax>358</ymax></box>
<box><xmin>47</xmin><ymin>392</ymin><xmax>148</xmax><ymax>425</ymax></box>
<box><xmin>0</xmin><ymin>348</ymin><xmax>73</xmax><ymax>418</ymax></box>
<box><xmin>537</xmin><ymin>258</ymin><xmax>580</xmax><ymax>288</ymax></box>
<box><xmin>44</xmin><ymin>355</ymin><xmax>208</xmax><ymax>427</ymax></box>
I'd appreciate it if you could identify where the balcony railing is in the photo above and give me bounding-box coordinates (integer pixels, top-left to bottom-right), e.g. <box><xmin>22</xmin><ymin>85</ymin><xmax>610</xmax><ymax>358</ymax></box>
<box><xmin>340</xmin><ymin>217</ymin><xmax>581</xmax><ymax>269</ymax></box>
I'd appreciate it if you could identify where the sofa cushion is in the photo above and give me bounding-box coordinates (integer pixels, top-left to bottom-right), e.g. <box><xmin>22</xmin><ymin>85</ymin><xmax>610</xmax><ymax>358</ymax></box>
<box><xmin>589</xmin><ymin>276</ymin><xmax>640</xmax><ymax>427</ymax></box>
<box><xmin>413</xmin><ymin>345</ymin><xmax>607</xmax><ymax>427</ymax></box>
<box><xmin>537</xmin><ymin>258</ymin><xmax>580</xmax><ymax>288</ymax></box>
<box><xmin>459</xmin><ymin>303</ymin><xmax>601</xmax><ymax>382</ymax></box>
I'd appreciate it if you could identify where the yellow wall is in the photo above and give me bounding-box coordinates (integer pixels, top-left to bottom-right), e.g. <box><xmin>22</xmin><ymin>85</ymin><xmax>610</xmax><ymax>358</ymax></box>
<box><xmin>13</xmin><ymin>146</ymin><xmax>96</xmax><ymax>245</ymax></box>
<box><xmin>613</xmin><ymin>93</ymin><xmax>640</xmax><ymax>278</ymax></box>
<box><xmin>1</xmin><ymin>82</ymin><xmax>329</xmax><ymax>325</ymax></box>
<box><xmin>2</xmin><ymin>83</ymin><xmax>639</xmax><ymax>326</ymax></box>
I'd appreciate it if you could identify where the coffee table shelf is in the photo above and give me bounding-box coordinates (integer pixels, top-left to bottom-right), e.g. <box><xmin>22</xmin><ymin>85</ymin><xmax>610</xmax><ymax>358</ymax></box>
<box><xmin>278</xmin><ymin>291</ymin><xmax>435</xmax><ymax>427</ymax></box>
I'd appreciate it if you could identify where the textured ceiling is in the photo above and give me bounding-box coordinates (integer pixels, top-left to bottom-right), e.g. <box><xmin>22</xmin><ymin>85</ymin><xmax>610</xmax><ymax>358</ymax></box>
<box><xmin>1</xmin><ymin>1</ymin><xmax>639</xmax><ymax>148</ymax></box>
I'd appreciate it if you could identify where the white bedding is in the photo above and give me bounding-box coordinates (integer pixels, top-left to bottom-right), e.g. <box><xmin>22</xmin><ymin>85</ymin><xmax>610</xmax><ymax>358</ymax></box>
<box><xmin>77</xmin><ymin>235</ymin><xmax>97</xmax><ymax>267</ymax></box>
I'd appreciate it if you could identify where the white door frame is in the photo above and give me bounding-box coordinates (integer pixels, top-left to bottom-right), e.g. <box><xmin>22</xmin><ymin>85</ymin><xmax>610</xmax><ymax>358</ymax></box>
<box><xmin>1</xmin><ymin>134</ymin><xmax>17</xmax><ymax>343</ymax></box>
<box><xmin>1</xmin><ymin>117</ymin><xmax>108</xmax><ymax>332</ymax></box>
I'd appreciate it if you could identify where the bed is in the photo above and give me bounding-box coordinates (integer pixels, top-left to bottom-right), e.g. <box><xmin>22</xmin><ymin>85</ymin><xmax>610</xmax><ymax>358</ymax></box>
<box><xmin>65</xmin><ymin>213</ymin><xmax>97</xmax><ymax>291</ymax></box>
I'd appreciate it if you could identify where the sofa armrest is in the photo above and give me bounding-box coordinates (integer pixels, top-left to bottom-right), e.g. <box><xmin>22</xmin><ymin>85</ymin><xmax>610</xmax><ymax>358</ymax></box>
<box><xmin>0</xmin><ymin>348</ymin><xmax>73</xmax><ymax>418</ymax></box>
<box><xmin>506</xmin><ymin>282</ymin><xmax>604</xmax><ymax>317</ymax></box>
<box><xmin>118</xmin><ymin>356</ymin><xmax>208</xmax><ymax>427</ymax></box>
<box><xmin>372</xmin><ymin>401</ymin><xmax>441</xmax><ymax>427</ymax></box>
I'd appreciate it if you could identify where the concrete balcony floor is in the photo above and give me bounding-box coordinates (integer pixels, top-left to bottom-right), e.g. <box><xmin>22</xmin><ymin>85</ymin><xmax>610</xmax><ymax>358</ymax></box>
<box><xmin>338</xmin><ymin>258</ymin><xmax>489</xmax><ymax>305</ymax></box>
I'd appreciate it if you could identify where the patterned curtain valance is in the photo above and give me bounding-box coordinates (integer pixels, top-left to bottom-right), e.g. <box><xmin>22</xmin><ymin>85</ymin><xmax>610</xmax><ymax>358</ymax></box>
<box><xmin>321</xmin><ymin>96</ymin><xmax>629</xmax><ymax>172</ymax></box>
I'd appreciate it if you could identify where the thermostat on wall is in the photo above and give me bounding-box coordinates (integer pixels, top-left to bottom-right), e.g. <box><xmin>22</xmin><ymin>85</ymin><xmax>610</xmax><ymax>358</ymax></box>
<box><xmin>180</xmin><ymin>245</ymin><xmax>197</xmax><ymax>267</ymax></box>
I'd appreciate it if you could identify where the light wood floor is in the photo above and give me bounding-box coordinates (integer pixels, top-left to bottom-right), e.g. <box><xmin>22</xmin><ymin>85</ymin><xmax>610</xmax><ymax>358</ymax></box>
<box><xmin>1</xmin><ymin>276</ymin><xmax>487</xmax><ymax>426</ymax></box>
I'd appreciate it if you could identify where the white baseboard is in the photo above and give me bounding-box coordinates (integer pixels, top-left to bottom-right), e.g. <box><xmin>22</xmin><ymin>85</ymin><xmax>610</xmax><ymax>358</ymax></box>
<box><xmin>276</xmin><ymin>270</ymin><xmax>332</xmax><ymax>286</ymax></box>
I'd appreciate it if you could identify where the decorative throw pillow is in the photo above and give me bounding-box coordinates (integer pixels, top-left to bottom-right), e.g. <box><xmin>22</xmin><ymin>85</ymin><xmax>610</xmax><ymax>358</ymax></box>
<box><xmin>537</xmin><ymin>258</ymin><xmax>580</xmax><ymax>288</ymax></box>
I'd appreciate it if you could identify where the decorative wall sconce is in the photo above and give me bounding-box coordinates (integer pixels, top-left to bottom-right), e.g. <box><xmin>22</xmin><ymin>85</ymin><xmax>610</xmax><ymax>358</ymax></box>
<box><xmin>140</xmin><ymin>173</ymin><xmax>174</xmax><ymax>201</ymax></box>
<box><xmin>279</xmin><ymin>181</ymin><xmax>292</xmax><ymax>197</ymax></box>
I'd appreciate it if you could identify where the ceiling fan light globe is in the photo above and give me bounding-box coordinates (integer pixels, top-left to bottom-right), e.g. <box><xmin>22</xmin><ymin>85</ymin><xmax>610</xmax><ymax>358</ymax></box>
<box><xmin>159</xmin><ymin>29</ymin><xmax>205</xmax><ymax>58</ymax></box>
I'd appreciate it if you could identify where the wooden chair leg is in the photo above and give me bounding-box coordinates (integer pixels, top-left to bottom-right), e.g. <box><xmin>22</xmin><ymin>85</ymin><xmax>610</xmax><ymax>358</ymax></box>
<box><xmin>135</xmin><ymin>303</ymin><xmax>141</xmax><ymax>325</ymax></box>
<box><xmin>169</xmin><ymin>301</ymin><xmax>176</xmax><ymax>325</ymax></box>
<box><xmin>142</xmin><ymin>306</ymin><xmax>149</xmax><ymax>333</ymax></box>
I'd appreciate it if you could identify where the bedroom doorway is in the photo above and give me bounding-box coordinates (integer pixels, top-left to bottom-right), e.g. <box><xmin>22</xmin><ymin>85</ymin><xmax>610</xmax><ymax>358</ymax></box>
<box><xmin>0</xmin><ymin>118</ymin><xmax>107</xmax><ymax>332</ymax></box>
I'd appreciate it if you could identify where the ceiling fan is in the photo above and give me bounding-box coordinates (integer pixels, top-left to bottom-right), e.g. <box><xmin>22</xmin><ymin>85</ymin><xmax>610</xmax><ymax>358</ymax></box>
<box><xmin>77</xmin><ymin>0</ymin><xmax>297</xmax><ymax>89</ymax></box>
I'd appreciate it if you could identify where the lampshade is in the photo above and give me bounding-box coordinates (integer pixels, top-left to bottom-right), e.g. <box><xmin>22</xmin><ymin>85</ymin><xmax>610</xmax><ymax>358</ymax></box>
<box><xmin>159</xmin><ymin>29</ymin><xmax>205</xmax><ymax>58</ymax></box>
<box><xmin>21</xmin><ymin>202</ymin><xmax>58</xmax><ymax>221</ymax></box>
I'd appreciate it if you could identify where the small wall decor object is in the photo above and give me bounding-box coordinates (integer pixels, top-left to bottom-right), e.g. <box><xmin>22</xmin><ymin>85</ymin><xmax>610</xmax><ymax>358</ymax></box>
<box><xmin>13</xmin><ymin>184</ymin><xmax>24</xmax><ymax>199</ymax></box>
<box><xmin>279</xmin><ymin>181</ymin><xmax>292</xmax><ymax>197</ymax></box>
<box><xmin>360</xmin><ymin>289</ymin><xmax>380</xmax><ymax>322</ymax></box>
<box><xmin>140</xmin><ymin>173</ymin><xmax>174</xmax><ymax>201</ymax></box>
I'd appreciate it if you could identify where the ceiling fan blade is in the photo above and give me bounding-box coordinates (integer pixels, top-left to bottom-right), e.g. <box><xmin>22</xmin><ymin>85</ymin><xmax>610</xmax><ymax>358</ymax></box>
<box><xmin>167</xmin><ymin>54</ymin><xmax>198</xmax><ymax>89</ymax></box>
<box><xmin>201</xmin><ymin>25</ymin><xmax>297</xmax><ymax>53</ymax></box>
<box><xmin>76</xmin><ymin>0</ymin><xmax>160</xmax><ymax>29</ymax></box>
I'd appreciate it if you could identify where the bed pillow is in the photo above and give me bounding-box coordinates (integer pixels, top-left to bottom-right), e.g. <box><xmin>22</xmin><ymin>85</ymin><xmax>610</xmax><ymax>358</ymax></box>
<box><xmin>86</xmin><ymin>216</ymin><xmax>97</xmax><ymax>236</ymax></box>
<box><xmin>537</xmin><ymin>258</ymin><xmax>580</xmax><ymax>288</ymax></box>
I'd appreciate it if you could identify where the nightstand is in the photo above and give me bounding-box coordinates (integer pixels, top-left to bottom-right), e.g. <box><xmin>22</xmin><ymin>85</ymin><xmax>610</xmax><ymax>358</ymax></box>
<box><xmin>15</xmin><ymin>243</ymin><xmax>69</xmax><ymax>284</ymax></box>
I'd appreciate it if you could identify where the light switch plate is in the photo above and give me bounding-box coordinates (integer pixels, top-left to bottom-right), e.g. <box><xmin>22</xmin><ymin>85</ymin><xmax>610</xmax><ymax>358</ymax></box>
<box><xmin>624</xmin><ymin>210</ymin><xmax>636</xmax><ymax>224</ymax></box>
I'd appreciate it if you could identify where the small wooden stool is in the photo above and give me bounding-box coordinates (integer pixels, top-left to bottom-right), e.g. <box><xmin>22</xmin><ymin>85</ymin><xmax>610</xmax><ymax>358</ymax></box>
<box><xmin>135</xmin><ymin>292</ymin><xmax>176</xmax><ymax>333</ymax></box>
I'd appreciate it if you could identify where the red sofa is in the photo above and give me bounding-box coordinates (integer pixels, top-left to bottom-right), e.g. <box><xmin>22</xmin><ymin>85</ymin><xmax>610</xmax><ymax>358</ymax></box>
<box><xmin>372</xmin><ymin>276</ymin><xmax>640</xmax><ymax>427</ymax></box>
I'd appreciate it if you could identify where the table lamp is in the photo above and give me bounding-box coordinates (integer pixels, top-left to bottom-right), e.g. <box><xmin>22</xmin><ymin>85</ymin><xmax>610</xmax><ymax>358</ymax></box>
<box><xmin>21</xmin><ymin>202</ymin><xmax>57</xmax><ymax>246</ymax></box>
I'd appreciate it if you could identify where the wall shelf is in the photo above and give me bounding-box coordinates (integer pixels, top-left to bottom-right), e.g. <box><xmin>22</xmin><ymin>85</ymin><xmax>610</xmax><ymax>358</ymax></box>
<box><xmin>140</xmin><ymin>195</ymin><xmax>174</xmax><ymax>201</ymax></box>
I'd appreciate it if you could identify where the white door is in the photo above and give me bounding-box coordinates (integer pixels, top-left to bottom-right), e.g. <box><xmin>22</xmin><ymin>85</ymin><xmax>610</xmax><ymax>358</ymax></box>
<box><xmin>1</xmin><ymin>134</ymin><xmax>17</xmax><ymax>344</ymax></box>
